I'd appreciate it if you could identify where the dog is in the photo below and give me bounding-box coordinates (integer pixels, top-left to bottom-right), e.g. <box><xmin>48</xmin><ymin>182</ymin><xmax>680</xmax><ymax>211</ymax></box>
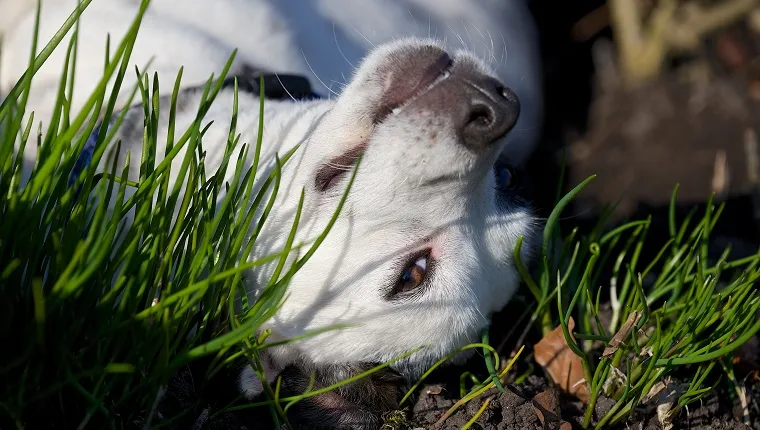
<box><xmin>1</xmin><ymin>0</ymin><xmax>542</xmax><ymax>427</ymax></box>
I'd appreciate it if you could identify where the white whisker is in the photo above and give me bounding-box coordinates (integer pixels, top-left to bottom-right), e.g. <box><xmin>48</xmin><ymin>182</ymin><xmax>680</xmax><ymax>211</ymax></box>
<box><xmin>501</xmin><ymin>31</ymin><xmax>509</xmax><ymax>66</ymax></box>
<box><xmin>333</xmin><ymin>22</ymin><xmax>357</xmax><ymax>70</ymax></box>
<box><xmin>471</xmin><ymin>24</ymin><xmax>489</xmax><ymax>65</ymax></box>
<box><xmin>274</xmin><ymin>72</ymin><xmax>298</xmax><ymax>102</ymax></box>
<box><xmin>486</xmin><ymin>28</ymin><xmax>496</xmax><ymax>67</ymax></box>
<box><xmin>353</xmin><ymin>27</ymin><xmax>376</xmax><ymax>48</ymax></box>
<box><xmin>301</xmin><ymin>49</ymin><xmax>339</xmax><ymax>98</ymax></box>
<box><xmin>408</xmin><ymin>9</ymin><xmax>419</xmax><ymax>35</ymax></box>
<box><xmin>324</xmin><ymin>163</ymin><xmax>356</xmax><ymax>170</ymax></box>
<box><xmin>447</xmin><ymin>25</ymin><xmax>467</xmax><ymax>50</ymax></box>
<box><xmin>462</xmin><ymin>20</ymin><xmax>474</xmax><ymax>51</ymax></box>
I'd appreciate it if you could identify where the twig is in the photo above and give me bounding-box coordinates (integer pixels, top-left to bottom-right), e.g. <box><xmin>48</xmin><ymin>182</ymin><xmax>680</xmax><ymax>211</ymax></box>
<box><xmin>711</xmin><ymin>149</ymin><xmax>729</xmax><ymax>201</ymax></box>
<box><xmin>609</xmin><ymin>0</ymin><xmax>759</xmax><ymax>84</ymax></box>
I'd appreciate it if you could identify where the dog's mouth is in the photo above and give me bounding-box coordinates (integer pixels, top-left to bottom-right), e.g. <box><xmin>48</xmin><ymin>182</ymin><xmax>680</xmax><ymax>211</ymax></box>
<box><xmin>314</xmin><ymin>50</ymin><xmax>519</xmax><ymax>194</ymax></box>
<box><xmin>374</xmin><ymin>52</ymin><xmax>454</xmax><ymax>125</ymax></box>
<box><xmin>314</xmin><ymin>54</ymin><xmax>454</xmax><ymax>193</ymax></box>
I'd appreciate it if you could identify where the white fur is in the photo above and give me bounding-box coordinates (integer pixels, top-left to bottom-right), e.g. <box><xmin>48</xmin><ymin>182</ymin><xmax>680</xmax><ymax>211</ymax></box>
<box><xmin>1</xmin><ymin>0</ymin><xmax>541</xmax><ymax>399</ymax></box>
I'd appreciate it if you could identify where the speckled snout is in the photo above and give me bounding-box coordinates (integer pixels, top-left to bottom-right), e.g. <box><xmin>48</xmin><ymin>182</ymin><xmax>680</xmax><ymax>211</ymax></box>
<box><xmin>405</xmin><ymin>52</ymin><xmax>521</xmax><ymax>152</ymax></box>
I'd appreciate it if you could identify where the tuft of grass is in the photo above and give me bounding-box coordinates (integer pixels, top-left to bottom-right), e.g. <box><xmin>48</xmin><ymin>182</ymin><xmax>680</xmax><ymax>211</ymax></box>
<box><xmin>380</xmin><ymin>408</ymin><xmax>414</xmax><ymax>430</ymax></box>
<box><xmin>516</xmin><ymin>179</ymin><xmax>760</xmax><ymax>428</ymax></box>
<box><xmin>0</xmin><ymin>0</ymin><xmax>392</xmax><ymax>427</ymax></box>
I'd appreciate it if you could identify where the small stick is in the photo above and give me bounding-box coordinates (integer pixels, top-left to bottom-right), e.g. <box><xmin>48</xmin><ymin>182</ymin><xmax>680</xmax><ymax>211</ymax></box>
<box><xmin>602</xmin><ymin>311</ymin><xmax>642</xmax><ymax>358</ymax></box>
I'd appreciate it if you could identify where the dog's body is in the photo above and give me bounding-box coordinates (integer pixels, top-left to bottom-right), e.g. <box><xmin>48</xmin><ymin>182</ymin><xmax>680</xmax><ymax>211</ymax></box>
<box><xmin>1</xmin><ymin>0</ymin><xmax>541</xmax><ymax>427</ymax></box>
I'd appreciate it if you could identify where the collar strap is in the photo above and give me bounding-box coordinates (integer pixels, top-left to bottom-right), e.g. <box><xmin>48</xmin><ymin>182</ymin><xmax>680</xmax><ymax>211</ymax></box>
<box><xmin>220</xmin><ymin>72</ymin><xmax>322</xmax><ymax>101</ymax></box>
<box><xmin>67</xmin><ymin>71</ymin><xmax>320</xmax><ymax>189</ymax></box>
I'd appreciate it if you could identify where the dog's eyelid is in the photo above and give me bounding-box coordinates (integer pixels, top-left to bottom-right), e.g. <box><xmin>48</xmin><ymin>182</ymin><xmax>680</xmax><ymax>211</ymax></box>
<box><xmin>315</xmin><ymin>164</ymin><xmax>349</xmax><ymax>191</ymax></box>
<box><xmin>314</xmin><ymin>144</ymin><xmax>367</xmax><ymax>192</ymax></box>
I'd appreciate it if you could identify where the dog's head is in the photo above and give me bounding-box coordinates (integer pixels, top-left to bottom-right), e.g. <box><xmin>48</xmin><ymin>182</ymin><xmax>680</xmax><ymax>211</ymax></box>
<box><xmin>255</xmin><ymin>38</ymin><xmax>537</xmax><ymax>377</ymax></box>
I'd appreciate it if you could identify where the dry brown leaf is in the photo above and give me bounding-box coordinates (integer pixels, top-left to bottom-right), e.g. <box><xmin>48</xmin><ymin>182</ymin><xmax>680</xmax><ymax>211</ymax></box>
<box><xmin>532</xmin><ymin>388</ymin><xmax>575</xmax><ymax>430</ymax></box>
<box><xmin>533</xmin><ymin>317</ymin><xmax>590</xmax><ymax>403</ymax></box>
<box><xmin>532</xmin><ymin>388</ymin><xmax>561</xmax><ymax>426</ymax></box>
<box><xmin>603</xmin><ymin>311</ymin><xmax>642</xmax><ymax>358</ymax></box>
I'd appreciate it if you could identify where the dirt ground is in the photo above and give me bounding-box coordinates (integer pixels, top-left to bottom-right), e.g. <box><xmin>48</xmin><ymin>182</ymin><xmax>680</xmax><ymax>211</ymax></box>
<box><xmin>526</xmin><ymin>2</ymin><xmax>760</xmax><ymax>225</ymax></box>
<box><xmin>410</xmin><ymin>375</ymin><xmax>760</xmax><ymax>430</ymax></box>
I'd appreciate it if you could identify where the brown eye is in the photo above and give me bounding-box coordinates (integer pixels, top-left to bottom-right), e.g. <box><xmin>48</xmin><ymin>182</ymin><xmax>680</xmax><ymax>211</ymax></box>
<box><xmin>396</xmin><ymin>255</ymin><xmax>428</xmax><ymax>294</ymax></box>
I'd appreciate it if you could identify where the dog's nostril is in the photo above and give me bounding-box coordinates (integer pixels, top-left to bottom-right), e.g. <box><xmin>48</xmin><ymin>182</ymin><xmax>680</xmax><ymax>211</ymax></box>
<box><xmin>468</xmin><ymin>107</ymin><xmax>492</xmax><ymax>127</ymax></box>
<box><xmin>459</xmin><ymin>79</ymin><xmax>519</xmax><ymax>151</ymax></box>
<box><xmin>496</xmin><ymin>85</ymin><xmax>509</xmax><ymax>100</ymax></box>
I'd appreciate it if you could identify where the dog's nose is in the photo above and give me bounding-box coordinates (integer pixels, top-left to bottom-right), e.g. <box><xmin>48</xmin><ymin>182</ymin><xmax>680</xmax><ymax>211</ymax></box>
<box><xmin>459</xmin><ymin>75</ymin><xmax>520</xmax><ymax>151</ymax></box>
<box><xmin>405</xmin><ymin>66</ymin><xmax>521</xmax><ymax>151</ymax></box>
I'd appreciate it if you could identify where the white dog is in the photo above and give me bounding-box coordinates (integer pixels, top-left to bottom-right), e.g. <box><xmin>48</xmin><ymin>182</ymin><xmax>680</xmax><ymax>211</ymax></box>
<box><xmin>1</xmin><ymin>0</ymin><xmax>541</xmax><ymax>427</ymax></box>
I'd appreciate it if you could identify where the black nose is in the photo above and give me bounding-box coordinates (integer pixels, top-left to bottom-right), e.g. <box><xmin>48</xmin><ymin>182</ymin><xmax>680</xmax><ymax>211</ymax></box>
<box><xmin>460</xmin><ymin>76</ymin><xmax>520</xmax><ymax>150</ymax></box>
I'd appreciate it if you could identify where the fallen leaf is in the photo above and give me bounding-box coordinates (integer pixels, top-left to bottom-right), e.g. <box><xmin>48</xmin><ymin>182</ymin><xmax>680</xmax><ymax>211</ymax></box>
<box><xmin>646</xmin><ymin>378</ymin><xmax>686</xmax><ymax>430</ymax></box>
<box><xmin>643</xmin><ymin>379</ymin><xmax>667</xmax><ymax>404</ymax></box>
<box><xmin>657</xmin><ymin>402</ymin><xmax>675</xmax><ymax>430</ymax></box>
<box><xmin>531</xmin><ymin>389</ymin><xmax>574</xmax><ymax>430</ymax></box>
<box><xmin>533</xmin><ymin>317</ymin><xmax>590</xmax><ymax>403</ymax></box>
<box><xmin>532</xmin><ymin>388</ymin><xmax>561</xmax><ymax>426</ymax></box>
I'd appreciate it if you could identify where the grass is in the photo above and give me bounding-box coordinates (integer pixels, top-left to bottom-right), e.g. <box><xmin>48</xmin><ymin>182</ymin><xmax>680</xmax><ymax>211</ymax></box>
<box><xmin>514</xmin><ymin>178</ymin><xmax>760</xmax><ymax>428</ymax></box>
<box><xmin>1</xmin><ymin>0</ymin><xmax>759</xmax><ymax>429</ymax></box>
<box><xmin>0</xmin><ymin>1</ymin><xmax>392</xmax><ymax>428</ymax></box>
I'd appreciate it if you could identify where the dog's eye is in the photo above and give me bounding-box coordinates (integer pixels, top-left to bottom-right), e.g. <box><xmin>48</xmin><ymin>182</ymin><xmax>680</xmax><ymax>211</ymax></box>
<box><xmin>495</xmin><ymin>166</ymin><xmax>517</xmax><ymax>189</ymax></box>
<box><xmin>396</xmin><ymin>254</ymin><xmax>428</xmax><ymax>294</ymax></box>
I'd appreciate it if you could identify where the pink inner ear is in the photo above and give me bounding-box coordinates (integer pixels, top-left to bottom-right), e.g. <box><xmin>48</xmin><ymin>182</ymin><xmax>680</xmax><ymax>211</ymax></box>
<box><xmin>373</xmin><ymin>46</ymin><xmax>451</xmax><ymax>124</ymax></box>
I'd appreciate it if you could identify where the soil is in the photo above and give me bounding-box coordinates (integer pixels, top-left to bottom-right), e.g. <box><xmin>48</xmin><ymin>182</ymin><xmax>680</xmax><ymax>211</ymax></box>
<box><xmin>411</xmin><ymin>377</ymin><xmax>549</xmax><ymax>430</ymax></box>
<box><xmin>526</xmin><ymin>2</ymin><xmax>760</xmax><ymax>226</ymax></box>
<box><xmin>408</xmin><ymin>373</ymin><xmax>760</xmax><ymax>430</ymax></box>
